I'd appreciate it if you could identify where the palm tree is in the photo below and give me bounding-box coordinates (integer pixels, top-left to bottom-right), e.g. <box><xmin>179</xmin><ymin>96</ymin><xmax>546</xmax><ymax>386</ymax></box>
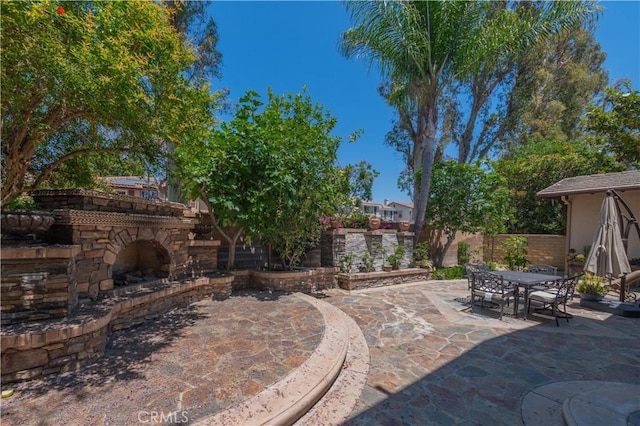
<box><xmin>340</xmin><ymin>1</ymin><xmax>597</xmax><ymax>246</ymax></box>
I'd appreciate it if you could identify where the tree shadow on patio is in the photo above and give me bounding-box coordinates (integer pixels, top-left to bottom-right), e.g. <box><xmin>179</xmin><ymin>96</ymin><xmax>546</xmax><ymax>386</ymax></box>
<box><xmin>341</xmin><ymin>295</ymin><xmax>639</xmax><ymax>425</ymax></box>
<box><xmin>6</xmin><ymin>303</ymin><xmax>208</xmax><ymax>399</ymax></box>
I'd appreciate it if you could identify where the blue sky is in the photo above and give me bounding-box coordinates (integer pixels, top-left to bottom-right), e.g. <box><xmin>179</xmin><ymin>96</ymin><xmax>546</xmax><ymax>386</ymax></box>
<box><xmin>208</xmin><ymin>1</ymin><xmax>640</xmax><ymax>204</ymax></box>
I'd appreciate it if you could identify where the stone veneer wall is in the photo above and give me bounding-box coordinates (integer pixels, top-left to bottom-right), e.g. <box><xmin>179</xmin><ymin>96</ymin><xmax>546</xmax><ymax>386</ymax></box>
<box><xmin>249</xmin><ymin>267</ymin><xmax>339</xmax><ymax>292</ymax></box>
<box><xmin>231</xmin><ymin>269</ymin><xmax>252</xmax><ymax>291</ymax></box>
<box><xmin>321</xmin><ymin>229</ymin><xmax>414</xmax><ymax>272</ymax></box>
<box><xmin>187</xmin><ymin>240</ymin><xmax>221</xmax><ymax>274</ymax></box>
<box><xmin>1</xmin><ymin>274</ymin><xmax>234</xmax><ymax>383</ymax></box>
<box><xmin>1</xmin><ymin>246</ymin><xmax>80</xmax><ymax>325</ymax></box>
<box><xmin>336</xmin><ymin>268</ymin><xmax>432</xmax><ymax>291</ymax></box>
<box><xmin>29</xmin><ymin>189</ymin><xmax>203</xmax><ymax>299</ymax></box>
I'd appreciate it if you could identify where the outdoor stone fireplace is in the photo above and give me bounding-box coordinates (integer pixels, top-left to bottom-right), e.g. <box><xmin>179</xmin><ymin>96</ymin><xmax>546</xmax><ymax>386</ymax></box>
<box><xmin>1</xmin><ymin>189</ymin><xmax>227</xmax><ymax>382</ymax></box>
<box><xmin>33</xmin><ymin>189</ymin><xmax>202</xmax><ymax>300</ymax></box>
<box><xmin>1</xmin><ymin>189</ymin><xmax>221</xmax><ymax>323</ymax></box>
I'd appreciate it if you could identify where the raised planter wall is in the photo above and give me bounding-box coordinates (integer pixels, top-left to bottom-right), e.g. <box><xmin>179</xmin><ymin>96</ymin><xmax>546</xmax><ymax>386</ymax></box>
<box><xmin>249</xmin><ymin>267</ymin><xmax>339</xmax><ymax>292</ymax></box>
<box><xmin>336</xmin><ymin>268</ymin><xmax>432</xmax><ymax>291</ymax></box>
<box><xmin>230</xmin><ymin>269</ymin><xmax>252</xmax><ymax>291</ymax></box>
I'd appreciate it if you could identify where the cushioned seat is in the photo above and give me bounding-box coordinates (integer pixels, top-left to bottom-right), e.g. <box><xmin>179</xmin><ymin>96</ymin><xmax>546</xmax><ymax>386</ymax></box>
<box><xmin>528</xmin><ymin>274</ymin><xmax>582</xmax><ymax>326</ymax></box>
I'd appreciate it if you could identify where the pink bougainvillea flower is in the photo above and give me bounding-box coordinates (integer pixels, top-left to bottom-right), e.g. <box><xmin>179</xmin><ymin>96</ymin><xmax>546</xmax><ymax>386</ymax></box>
<box><xmin>56</xmin><ymin>5</ymin><xmax>65</xmax><ymax>15</ymax></box>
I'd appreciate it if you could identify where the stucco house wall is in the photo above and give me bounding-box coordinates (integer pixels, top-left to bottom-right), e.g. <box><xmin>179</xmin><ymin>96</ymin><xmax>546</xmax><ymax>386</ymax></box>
<box><xmin>537</xmin><ymin>171</ymin><xmax>640</xmax><ymax>265</ymax></box>
<box><xmin>567</xmin><ymin>190</ymin><xmax>640</xmax><ymax>260</ymax></box>
<box><xmin>389</xmin><ymin>202</ymin><xmax>413</xmax><ymax>222</ymax></box>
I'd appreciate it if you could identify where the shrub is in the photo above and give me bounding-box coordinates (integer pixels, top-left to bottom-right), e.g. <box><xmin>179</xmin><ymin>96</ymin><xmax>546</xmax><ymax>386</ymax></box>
<box><xmin>339</xmin><ymin>252</ymin><xmax>356</xmax><ymax>273</ymax></box>
<box><xmin>576</xmin><ymin>275</ymin><xmax>609</xmax><ymax>296</ymax></box>
<box><xmin>360</xmin><ymin>251</ymin><xmax>375</xmax><ymax>272</ymax></box>
<box><xmin>458</xmin><ymin>241</ymin><xmax>470</xmax><ymax>264</ymax></box>
<box><xmin>387</xmin><ymin>244</ymin><xmax>406</xmax><ymax>270</ymax></box>
<box><xmin>413</xmin><ymin>241</ymin><xmax>430</xmax><ymax>267</ymax></box>
<box><xmin>435</xmin><ymin>265</ymin><xmax>464</xmax><ymax>279</ymax></box>
<box><xmin>502</xmin><ymin>236</ymin><xmax>528</xmax><ymax>270</ymax></box>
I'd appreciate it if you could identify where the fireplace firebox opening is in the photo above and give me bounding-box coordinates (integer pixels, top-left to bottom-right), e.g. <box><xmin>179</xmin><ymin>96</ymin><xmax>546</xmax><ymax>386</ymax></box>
<box><xmin>112</xmin><ymin>240</ymin><xmax>170</xmax><ymax>287</ymax></box>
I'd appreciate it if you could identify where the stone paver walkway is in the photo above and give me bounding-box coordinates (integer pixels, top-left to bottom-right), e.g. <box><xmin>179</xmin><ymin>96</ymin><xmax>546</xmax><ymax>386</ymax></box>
<box><xmin>1</xmin><ymin>280</ymin><xmax>639</xmax><ymax>425</ymax></box>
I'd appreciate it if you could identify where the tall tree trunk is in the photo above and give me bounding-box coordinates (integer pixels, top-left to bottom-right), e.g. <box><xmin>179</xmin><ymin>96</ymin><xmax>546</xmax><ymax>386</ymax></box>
<box><xmin>412</xmin><ymin>105</ymin><xmax>438</xmax><ymax>248</ymax></box>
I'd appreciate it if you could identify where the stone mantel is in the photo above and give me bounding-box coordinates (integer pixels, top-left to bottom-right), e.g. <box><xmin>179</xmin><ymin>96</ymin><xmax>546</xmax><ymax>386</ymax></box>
<box><xmin>52</xmin><ymin>209</ymin><xmax>197</xmax><ymax>229</ymax></box>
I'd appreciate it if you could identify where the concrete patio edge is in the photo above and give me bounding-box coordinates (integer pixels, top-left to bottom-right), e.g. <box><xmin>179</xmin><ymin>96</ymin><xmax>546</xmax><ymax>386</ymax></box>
<box><xmin>295</xmin><ymin>292</ymin><xmax>371</xmax><ymax>424</ymax></box>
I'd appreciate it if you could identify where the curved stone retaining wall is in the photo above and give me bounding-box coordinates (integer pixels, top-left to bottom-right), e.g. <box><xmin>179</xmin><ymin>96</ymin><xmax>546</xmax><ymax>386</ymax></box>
<box><xmin>1</xmin><ymin>274</ymin><xmax>233</xmax><ymax>383</ymax></box>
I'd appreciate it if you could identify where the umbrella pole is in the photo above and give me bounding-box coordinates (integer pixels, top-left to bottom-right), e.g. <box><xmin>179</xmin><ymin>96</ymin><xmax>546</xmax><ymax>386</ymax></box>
<box><xmin>619</xmin><ymin>275</ymin><xmax>626</xmax><ymax>302</ymax></box>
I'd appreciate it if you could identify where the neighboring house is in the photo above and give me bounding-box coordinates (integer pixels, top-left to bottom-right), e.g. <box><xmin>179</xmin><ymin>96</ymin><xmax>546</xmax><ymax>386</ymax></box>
<box><xmin>537</xmin><ymin>170</ymin><xmax>640</xmax><ymax>262</ymax></box>
<box><xmin>360</xmin><ymin>200</ymin><xmax>384</xmax><ymax>218</ymax></box>
<box><xmin>360</xmin><ymin>199</ymin><xmax>413</xmax><ymax>222</ymax></box>
<box><xmin>102</xmin><ymin>176</ymin><xmax>165</xmax><ymax>200</ymax></box>
<box><xmin>388</xmin><ymin>201</ymin><xmax>414</xmax><ymax>222</ymax></box>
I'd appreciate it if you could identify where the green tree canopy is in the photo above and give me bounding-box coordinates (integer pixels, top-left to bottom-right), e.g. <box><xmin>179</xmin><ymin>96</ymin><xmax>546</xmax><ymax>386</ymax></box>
<box><xmin>425</xmin><ymin>160</ymin><xmax>512</xmax><ymax>267</ymax></box>
<box><xmin>345</xmin><ymin>160</ymin><xmax>379</xmax><ymax>202</ymax></box>
<box><xmin>493</xmin><ymin>139</ymin><xmax>624</xmax><ymax>234</ymax></box>
<box><xmin>176</xmin><ymin>89</ymin><xmax>347</xmax><ymax>270</ymax></box>
<box><xmin>1</xmin><ymin>0</ymin><xmax>217</xmax><ymax>206</ymax></box>
<box><xmin>341</xmin><ymin>1</ymin><xmax>596</xmax><ymax>246</ymax></box>
<box><xmin>585</xmin><ymin>82</ymin><xmax>640</xmax><ymax>168</ymax></box>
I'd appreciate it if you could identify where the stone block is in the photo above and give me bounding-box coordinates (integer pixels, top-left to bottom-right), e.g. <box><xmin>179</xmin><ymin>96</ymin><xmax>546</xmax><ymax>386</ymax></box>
<box><xmin>119</xmin><ymin>230</ymin><xmax>133</xmax><ymax>245</ymax></box>
<box><xmin>83</xmin><ymin>248</ymin><xmax>105</xmax><ymax>259</ymax></box>
<box><xmin>60</xmin><ymin>360</ymin><xmax>82</xmax><ymax>373</ymax></box>
<box><xmin>6</xmin><ymin>366</ymin><xmax>43</xmax><ymax>382</ymax></box>
<box><xmin>138</xmin><ymin>227</ymin><xmax>155</xmax><ymax>241</ymax></box>
<box><xmin>46</xmin><ymin>281</ymin><xmax>69</xmax><ymax>290</ymax></box>
<box><xmin>89</xmin><ymin>267</ymin><xmax>109</xmax><ymax>284</ymax></box>
<box><xmin>80</xmin><ymin>231</ymin><xmax>104</xmax><ymax>239</ymax></box>
<box><xmin>1</xmin><ymin>348</ymin><xmax>48</xmax><ymax>374</ymax></box>
<box><xmin>0</xmin><ymin>335</ymin><xmax>17</xmax><ymax>351</ymax></box>
<box><xmin>99</xmin><ymin>279</ymin><xmax>114</xmax><ymax>291</ymax></box>
<box><xmin>49</xmin><ymin>354</ymin><xmax>76</xmax><ymax>367</ymax></box>
<box><xmin>103</xmin><ymin>250</ymin><xmax>117</xmax><ymax>265</ymax></box>
<box><xmin>88</xmin><ymin>284</ymin><xmax>99</xmax><ymax>300</ymax></box>
<box><xmin>66</xmin><ymin>341</ymin><xmax>86</xmax><ymax>354</ymax></box>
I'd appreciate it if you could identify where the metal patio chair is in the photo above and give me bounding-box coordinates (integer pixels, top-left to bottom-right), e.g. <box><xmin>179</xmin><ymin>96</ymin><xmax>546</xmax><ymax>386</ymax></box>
<box><xmin>471</xmin><ymin>271</ymin><xmax>518</xmax><ymax>320</ymax></box>
<box><xmin>527</xmin><ymin>274</ymin><xmax>583</xmax><ymax>326</ymax></box>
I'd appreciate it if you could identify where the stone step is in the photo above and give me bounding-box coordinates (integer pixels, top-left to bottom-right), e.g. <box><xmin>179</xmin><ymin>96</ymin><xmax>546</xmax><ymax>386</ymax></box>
<box><xmin>294</xmin><ymin>294</ymin><xmax>370</xmax><ymax>425</ymax></box>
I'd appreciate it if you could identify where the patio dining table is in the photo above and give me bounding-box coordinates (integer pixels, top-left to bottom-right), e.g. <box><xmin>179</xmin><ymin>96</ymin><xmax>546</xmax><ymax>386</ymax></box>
<box><xmin>493</xmin><ymin>270</ymin><xmax>563</xmax><ymax>319</ymax></box>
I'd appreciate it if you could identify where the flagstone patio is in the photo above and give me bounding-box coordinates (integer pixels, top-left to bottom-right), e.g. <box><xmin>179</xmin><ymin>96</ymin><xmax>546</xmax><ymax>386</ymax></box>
<box><xmin>1</xmin><ymin>279</ymin><xmax>638</xmax><ymax>425</ymax></box>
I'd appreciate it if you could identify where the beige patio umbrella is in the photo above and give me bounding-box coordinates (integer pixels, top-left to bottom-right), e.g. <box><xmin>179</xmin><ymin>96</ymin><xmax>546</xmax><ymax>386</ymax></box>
<box><xmin>584</xmin><ymin>193</ymin><xmax>631</xmax><ymax>299</ymax></box>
